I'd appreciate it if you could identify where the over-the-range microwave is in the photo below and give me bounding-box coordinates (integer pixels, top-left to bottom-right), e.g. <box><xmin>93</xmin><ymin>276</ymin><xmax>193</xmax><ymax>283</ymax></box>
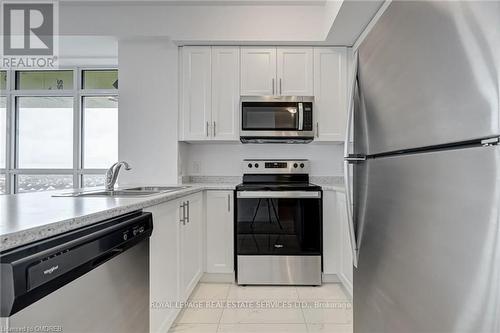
<box><xmin>240</xmin><ymin>96</ymin><xmax>314</xmax><ymax>144</ymax></box>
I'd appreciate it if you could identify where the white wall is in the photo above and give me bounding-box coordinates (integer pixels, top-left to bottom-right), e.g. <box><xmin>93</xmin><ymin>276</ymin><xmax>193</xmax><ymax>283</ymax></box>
<box><xmin>181</xmin><ymin>143</ymin><xmax>344</xmax><ymax>177</ymax></box>
<box><xmin>118</xmin><ymin>38</ymin><xmax>179</xmax><ymax>185</ymax></box>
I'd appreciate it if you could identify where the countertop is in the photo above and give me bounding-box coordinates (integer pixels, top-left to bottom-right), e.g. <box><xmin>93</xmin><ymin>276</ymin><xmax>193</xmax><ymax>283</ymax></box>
<box><xmin>0</xmin><ymin>183</ymin><xmax>236</xmax><ymax>252</ymax></box>
<box><xmin>0</xmin><ymin>181</ymin><xmax>344</xmax><ymax>252</ymax></box>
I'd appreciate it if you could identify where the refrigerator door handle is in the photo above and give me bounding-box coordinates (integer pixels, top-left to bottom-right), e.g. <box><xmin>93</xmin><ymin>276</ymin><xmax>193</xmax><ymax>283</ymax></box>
<box><xmin>344</xmin><ymin>160</ymin><xmax>359</xmax><ymax>268</ymax></box>
<box><xmin>344</xmin><ymin>50</ymin><xmax>359</xmax><ymax>159</ymax></box>
<box><xmin>344</xmin><ymin>50</ymin><xmax>360</xmax><ymax>268</ymax></box>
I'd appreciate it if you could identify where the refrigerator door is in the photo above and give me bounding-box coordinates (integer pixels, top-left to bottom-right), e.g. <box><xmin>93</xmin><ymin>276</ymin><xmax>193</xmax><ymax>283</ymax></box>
<box><xmin>355</xmin><ymin>0</ymin><xmax>500</xmax><ymax>156</ymax></box>
<box><xmin>354</xmin><ymin>145</ymin><xmax>500</xmax><ymax>333</ymax></box>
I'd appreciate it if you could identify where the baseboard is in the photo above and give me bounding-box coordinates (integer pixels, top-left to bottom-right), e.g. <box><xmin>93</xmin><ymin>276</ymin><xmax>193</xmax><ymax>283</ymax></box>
<box><xmin>200</xmin><ymin>272</ymin><xmax>235</xmax><ymax>283</ymax></box>
<box><xmin>322</xmin><ymin>273</ymin><xmax>341</xmax><ymax>283</ymax></box>
<box><xmin>156</xmin><ymin>308</ymin><xmax>180</xmax><ymax>333</ymax></box>
<box><xmin>338</xmin><ymin>273</ymin><xmax>353</xmax><ymax>300</ymax></box>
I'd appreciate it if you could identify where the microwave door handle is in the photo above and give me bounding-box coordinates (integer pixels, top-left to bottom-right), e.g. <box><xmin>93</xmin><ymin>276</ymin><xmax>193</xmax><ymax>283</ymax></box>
<box><xmin>298</xmin><ymin>103</ymin><xmax>304</xmax><ymax>130</ymax></box>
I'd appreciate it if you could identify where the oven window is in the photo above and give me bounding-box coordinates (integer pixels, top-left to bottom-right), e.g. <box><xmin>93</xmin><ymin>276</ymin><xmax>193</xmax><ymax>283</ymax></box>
<box><xmin>242</xmin><ymin>102</ymin><xmax>298</xmax><ymax>130</ymax></box>
<box><xmin>236</xmin><ymin>197</ymin><xmax>322</xmax><ymax>255</ymax></box>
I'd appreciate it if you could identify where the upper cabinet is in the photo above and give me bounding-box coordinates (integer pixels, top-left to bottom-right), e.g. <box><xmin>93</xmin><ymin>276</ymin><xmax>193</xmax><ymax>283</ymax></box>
<box><xmin>240</xmin><ymin>47</ymin><xmax>313</xmax><ymax>97</ymax></box>
<box><xmin>180</xmin><ymin>46</ymin><xmax>348</xmax><ymax>142</ymax></box>
<box><xmin>277</xmin><ymin>47</ymin><xmax>313</xmax><ymax>96</ymax></box>
<box><xmin>211</xmin><ymin>47</ymin><xmax>240</xmax><ymax>141</ymax></box>
<box><xmin>180</xmin><ymin>46</ymin><xmax>240</xmax><ymax>141</ymax></box>
<box><xmin>313</xmin><ymin>47</ymin><xmax>347</xmax><ymax>142</ymax></box>
<box><xmin>240</xmin><ymin>47</ymin><xmax>276</xmax><ymax>96</ymax></box>
<box><xmin>181</xmin><ymin>47</ymin><xmax>212</xmax><ymax>140</ymax></box>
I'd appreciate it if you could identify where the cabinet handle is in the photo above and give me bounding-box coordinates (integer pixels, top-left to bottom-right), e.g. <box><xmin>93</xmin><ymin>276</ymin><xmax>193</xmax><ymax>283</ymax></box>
<box><xmin>180</xmin><ymin>202</ymin><xmax>186</xmax><ymax>225</ymax></box>
<box><xmin>186</xmin><ymin>201</ymin><xmax>190</xmax><ymax>223</ymax></box>
<box><xmin>206</xmin><ymin>122</ymin><xmax>209</xmax><ymax>137</ymax></box>
<box><xmin>227</xmin><ymin>194</ymin><xmax>231</xmax><ymax>212</ymax></box>
<box><xmin>272</xmin><ymin>78</ymin><xmax>275</xmax><ymax>95</ymax></box>
<box><xmin>279</xmin><ymin>78</ymin><xmax>282</xmax><ymax>95</ymax></box>
<box><xmin>213</xmin><ymin>121</ymin><xmax>216</xmax><ymax>137</ymax></box>
<box><xmin>316</xmin><ymin>122</ymin><xmax>319</xmax><ymax>138</ymax></box>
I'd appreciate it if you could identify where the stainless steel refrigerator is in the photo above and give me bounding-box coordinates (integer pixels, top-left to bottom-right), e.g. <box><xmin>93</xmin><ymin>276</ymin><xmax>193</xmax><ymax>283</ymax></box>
<box><xmin>344</xmin><ymin>1</ymin><xmax>500</xmax><ymax>332</ymax></box>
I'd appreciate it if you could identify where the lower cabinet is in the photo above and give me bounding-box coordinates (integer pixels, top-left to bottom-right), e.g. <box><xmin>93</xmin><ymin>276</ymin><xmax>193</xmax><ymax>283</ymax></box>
<box><xmin>178</xmin><ymin>192</ymin><xmax>203</xmax><ymax>301</ymax></box>
<box><xmin>205</xmin><ymin>191</ymin><xmax>234</xmax><ymax>274</ymax></box>
<box><xmin>147</xmin><ymin>199</ymin><xmax>182</xmax><ymax>333</ymax></box>
<box><xmin>147</xmin><ymin>192</ymin><xmax>203</xmax><ymax>333</ymax></box>
<box><xmin>322</xmin><ymin>190</ymin><xmax>353</xmax><ymax>296</ymax></box>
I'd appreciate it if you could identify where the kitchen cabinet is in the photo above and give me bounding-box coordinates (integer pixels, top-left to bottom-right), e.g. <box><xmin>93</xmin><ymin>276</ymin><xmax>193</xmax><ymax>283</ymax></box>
<box><xmin>147</xmin><ymin>199</ymin><xmax>182</xmax><ymax>333</ymax></box>
<box><xmin>180</xmin><ymin>46</ymin><xmax>239</xmax><ymax>141</ymax></box>
<box><xmin>313</xmin><ymin>47</ymin><xmax>348</xmax><ymax>142</ymax></box>
<box><xmin>146</xmin><ymin>192</ymin><xmax>203</xmax><ymax>332</ymax></box>
<box><xmin>211</xmin><ymin>47</ymin><xmax>240</xmax><ymax>140</ymax></box>
<box><xmin>205</xmin><ymin>191</ymin><xmax>234</xmax><ymax>274</ymax></box>
<box><xmin>322</xmin><ymin>191</ymin><xmax>341</xmax><ymax>276</ymax></box>
<box><xmin>240</xmin><ymin>47</ymin><xmax>276</xmax><ymax>96</ymax></box>
<box><xmin>240</xmin><ymin>47</ymin><xmax>313</xmax><ymax>96</ymax></box>
<box><xmin>336</xmin><ymin>191</ymin><xmax>353</xmax><ymax>296</ymax></box>
<box><xmin>321</xmin><ymin>189</ymin><xmax>353</xmax><ymax>297</ymax></box>
<box><xmin>181</xmin><ymin>46</ymin><xmax>212</xmax><ymax>140</ymax></box>
<box><xmin>277</xmin><ymin>47</ymin><xmax>313</xmax><ymax>96</ymax></box>
<box><xmin>178</xmin><ymin>192</ymin><xmax>203</xmax><ymax>301</ymax></box>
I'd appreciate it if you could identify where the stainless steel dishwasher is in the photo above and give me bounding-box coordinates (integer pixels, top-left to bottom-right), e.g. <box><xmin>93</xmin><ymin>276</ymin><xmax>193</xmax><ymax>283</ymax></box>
<box><xmin>0</xmin><ymin>210</ymin><xmax>153</xmax><ymax>333</ymax></box>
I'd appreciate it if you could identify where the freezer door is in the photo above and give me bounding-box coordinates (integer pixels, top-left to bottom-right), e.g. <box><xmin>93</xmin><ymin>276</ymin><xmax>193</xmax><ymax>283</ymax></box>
<box><xmin>355</xmin><ymin>1</ymin><xmax>500</xmax><ymax>155</ymax></box>
<box><xmin>353</xmin><ymin>145</ymin><xmax>500</xmax><ymax>333</ymax></box>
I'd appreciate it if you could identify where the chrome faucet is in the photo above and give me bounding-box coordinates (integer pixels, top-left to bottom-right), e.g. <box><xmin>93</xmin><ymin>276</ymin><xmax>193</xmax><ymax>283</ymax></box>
<box><xmin>105</xmin><ymin>161</ymin><xmax>132</xmax><ymax>191</ymax></box>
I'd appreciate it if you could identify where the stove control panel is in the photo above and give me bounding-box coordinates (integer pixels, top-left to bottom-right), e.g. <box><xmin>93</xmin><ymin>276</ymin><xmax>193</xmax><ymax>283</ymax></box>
<box><xmin>242</xmin><ymin>160</ymin><xmax>310</xmax><ymax>174</ymax></box>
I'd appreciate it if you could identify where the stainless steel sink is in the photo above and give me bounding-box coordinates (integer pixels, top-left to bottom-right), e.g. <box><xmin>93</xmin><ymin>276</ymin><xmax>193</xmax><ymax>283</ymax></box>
<box><xmin>53</xmin><ymin>186</ymin><xmax>190</xmax><ymax>197</ymax></box>
<box><xmin>122</xmin><ymin>186</ymin><xmax>188</xmax><ymax>192</ymax></box>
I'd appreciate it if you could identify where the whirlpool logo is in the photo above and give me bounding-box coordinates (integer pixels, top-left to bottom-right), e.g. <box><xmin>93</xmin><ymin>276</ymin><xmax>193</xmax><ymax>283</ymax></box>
<box><xmin>43</xmin><ymin>265</ymin><xmax>59</xmax><ymax>275</ymax></box>
<box><xmin>1</xmin><ymin>1</ymin><xmax>59</xmax><ymax>69</ymax></box>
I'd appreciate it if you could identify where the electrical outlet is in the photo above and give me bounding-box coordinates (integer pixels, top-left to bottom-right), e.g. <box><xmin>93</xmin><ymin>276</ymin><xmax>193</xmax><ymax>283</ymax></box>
<box><xmin>192</xmin><ymin>161</ymin><xmax>201</xmax><ymax>174</ymax></box>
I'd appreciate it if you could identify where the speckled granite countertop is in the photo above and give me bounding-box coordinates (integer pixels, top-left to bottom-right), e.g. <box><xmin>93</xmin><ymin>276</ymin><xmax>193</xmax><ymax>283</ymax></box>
<box><xmin>0</xmin><ymin>183</ymin><xmax>236</xmax><ymax>252</ymax></box>
<box><xmin>0</xmin><ymin>178</ymin><xmax>345</xmax><ymax>252</ymax></box>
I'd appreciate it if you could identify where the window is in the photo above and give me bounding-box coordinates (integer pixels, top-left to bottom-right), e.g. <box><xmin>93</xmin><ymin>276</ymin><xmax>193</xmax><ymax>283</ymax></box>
<box><xmin>82</xmin><ymin>70</ymin><xmax>118</xmax><ymax>90</ymax></box>
<box><xmin>0</xmin><ymin>71</ymin><xmax>6</xmax><ymax>90</ymax></box>
<box><xmin>17</xmin><ymin>97</ymin><xmax>74</xmax><ymax>169</ymax></box>
<box><xmin>82</xmin><ymin>96</ymin><xmax>118</xmax><ymax>168</ymax></box>
<box><xmin>0</xmin><ymin>96</ymin><xmax>6</xmax><ymax>169</ymax></box>
<box><xmin>1</xmin><ymin>69</ymin><xmax>118</xmax><ymax>194</ymax></box>
<box><xmin>16</xmin><ymin>71</ymin><xmax>74</xmax><ymax>90</ymax></box>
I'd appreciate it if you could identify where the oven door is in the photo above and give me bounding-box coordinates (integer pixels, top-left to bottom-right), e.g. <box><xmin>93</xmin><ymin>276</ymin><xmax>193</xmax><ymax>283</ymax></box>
<box><xmin>236</xmin><ymin>191</ymin><xmax>322</xmax><ymax>256</ymax></box>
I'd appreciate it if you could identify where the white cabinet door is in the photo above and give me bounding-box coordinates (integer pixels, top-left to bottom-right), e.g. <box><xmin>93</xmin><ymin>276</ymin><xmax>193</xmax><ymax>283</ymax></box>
<box><xmin>277</xmin><ymin>47</ymin><xmax>313</xmax><ymax>96</ymax></box>
<box><xmin>206</xmin><ymin>191</ymin><xmax>234</xmax><ymax>274</ymax></box>
<box><xmin>179</xmin><ymin>192</ymin><xmax>203</xmax><ymax>301</ymax></box>
<box><xmin>181</xmin><ymin>46</ymin><xmax>212</xmax><ymax>140</ymax></box>
<box><xmin>240</xmin><ymin>47</ymin><xmax>276</xmax><ymax>96</ymax></box>
<box><xmin>322</xmin><ymin>191</ymin><xmax>341</xmax><ymax>275</ymax></box>
<box><xmin>211</xmin><ymin>47</ymin><xmax>240</xmax><ymax>141</ymax></box>
<box><xmin>313</xmin><ymin>47</ymin><xmax>347</xmax><ymax>141</ymax></box>
<box><xmin>146</xmin><ymin>200</ymin><xmax>181</xmax><ymax>333</ymax></box>
<box><xmin>337</xmin><ymin>191</ymin><xmax>353</xmax><ymax>295</ymax></box>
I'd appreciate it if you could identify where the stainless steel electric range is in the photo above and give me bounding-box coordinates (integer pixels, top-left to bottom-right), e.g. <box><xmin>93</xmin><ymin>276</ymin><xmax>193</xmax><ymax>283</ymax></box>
<box><xmin>235</xmin><ymin>159</ymin><xmax>322</xmax><ymax>286</ymax></box>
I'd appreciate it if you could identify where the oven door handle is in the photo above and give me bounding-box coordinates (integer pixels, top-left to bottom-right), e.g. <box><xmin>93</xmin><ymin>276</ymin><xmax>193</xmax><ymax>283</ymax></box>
<box><xmin>237</xmin><ymin>191</ymin><xmax>321</xmax><ymax>199</ymax></box>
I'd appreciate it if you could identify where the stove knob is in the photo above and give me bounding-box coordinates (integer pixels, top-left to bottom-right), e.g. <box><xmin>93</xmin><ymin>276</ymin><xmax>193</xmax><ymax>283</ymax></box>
<box><xmin>300</xmin><ymin>163</ymin><xmax>305</xmax><ymax>168</ymax></box>
<box><xmin>254</xmin><ymin>163</ymin><xmax>259</xmax><ymax>168</ymax></box>
<box><xmin>247</xmin><ymin>163</ymin><xmax>252</xmax><ymax>168</ymax></box>
<box><xmin>293</xmin><ymin>163</ymin><xmax>298</xmax><ymax>168</ymax></box>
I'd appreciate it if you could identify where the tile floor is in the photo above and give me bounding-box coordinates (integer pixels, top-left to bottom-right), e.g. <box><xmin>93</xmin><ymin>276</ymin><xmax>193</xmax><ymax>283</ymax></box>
<box><xmin>169</xmin><ymin>283</ymin><xmax>353</xmax><ymax>333</ymax></box>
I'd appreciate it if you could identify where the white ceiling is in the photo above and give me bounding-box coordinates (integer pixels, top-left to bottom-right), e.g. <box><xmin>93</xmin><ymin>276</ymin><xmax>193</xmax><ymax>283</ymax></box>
<box><xmin>60</xmin><ymin>0</ymin><xmax>326</xmax><ymax>4</ymax></box>
<box><xmin>58</xmin><ymin>0</ymin><xmax>384</xmax><ymax>46</ymax></box>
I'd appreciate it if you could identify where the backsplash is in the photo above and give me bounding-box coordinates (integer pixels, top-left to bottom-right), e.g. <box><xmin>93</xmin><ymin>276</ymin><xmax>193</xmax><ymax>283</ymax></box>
<box><xmin>179</xmin><ymin>142</ymin><xmax>345</xmax><ymax>177</ymax></box>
